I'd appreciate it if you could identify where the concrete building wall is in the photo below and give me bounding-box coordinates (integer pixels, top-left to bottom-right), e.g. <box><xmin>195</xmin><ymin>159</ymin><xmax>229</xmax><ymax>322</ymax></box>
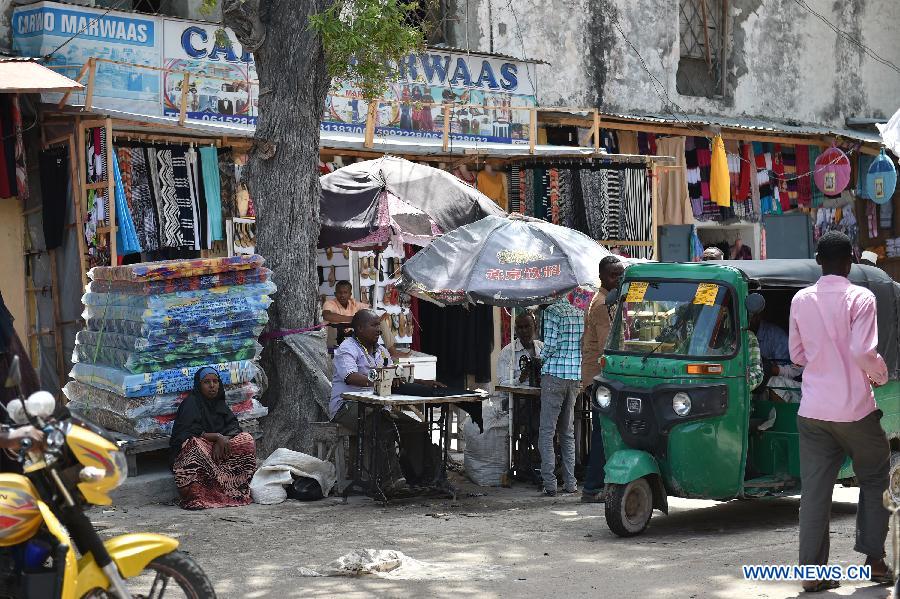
<box><xmin>445</xmin><ymin>0</ymin><xmax>900</xmax><ymax>128</ymax></box>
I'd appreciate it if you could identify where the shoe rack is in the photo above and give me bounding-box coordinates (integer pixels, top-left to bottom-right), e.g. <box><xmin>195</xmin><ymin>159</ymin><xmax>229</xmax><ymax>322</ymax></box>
<box><xmin>316</xmin><ymin>246</ymin><xmax>352</xmax><ymax>303</ymax></box>
<box><xmin>354</xmin><ymin>245</ymin><xmax>413</xmax><ymax>349</ymax></box>
<box><xmin>226</xmin><ymin>217</ymin><xmax>256</xmax><ymax>257</ymax></box>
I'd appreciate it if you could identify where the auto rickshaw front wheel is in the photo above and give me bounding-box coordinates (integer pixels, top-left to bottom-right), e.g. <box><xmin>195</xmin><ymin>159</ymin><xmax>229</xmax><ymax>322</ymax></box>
<box><xmin>889</xmin><ymin>451</ymin><xmax>900</xmax><ymax>504</ymax></box>
<box><xmin>605</xmin><ymin>478</ymin><xmax>653</xmax><ymax>537</ymax></box>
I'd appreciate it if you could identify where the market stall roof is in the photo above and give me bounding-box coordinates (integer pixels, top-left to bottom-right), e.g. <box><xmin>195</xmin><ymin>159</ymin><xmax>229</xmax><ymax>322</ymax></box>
<box><xmin>49</xmin><ymin>104</ymin><xmax>673</xmax><ymax>162</ymax></box>
<box><xmin>0</xmin><ymin>58</ymin><xmax>83</xmax><ymax>93</ymax></box>
<box><xmin>541</xmin><ymin>109</ymin><xmax>884</xmax><ymax>146</ymax></box>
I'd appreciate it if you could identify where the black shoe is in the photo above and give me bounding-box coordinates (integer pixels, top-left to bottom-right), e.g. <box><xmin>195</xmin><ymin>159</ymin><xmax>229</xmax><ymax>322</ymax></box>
<box><xmin>541</xmin><ymin>488</ymin><xmax>557</xmax><ymax>497</ymax></box>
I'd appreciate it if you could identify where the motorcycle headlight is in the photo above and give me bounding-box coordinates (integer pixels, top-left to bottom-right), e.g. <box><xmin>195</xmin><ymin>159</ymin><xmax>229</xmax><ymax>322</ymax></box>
<box><xmin>673</xmin><ymin>392</ymin><xmax>692</xmax><ymax>417</ymax></box>
<box><xmin>594</xmin><ymin>386</ymin><xmax>612</xmax><ymax>410</ymax></box>
<box><xmin>110</xmin><ymin>449</ymin><xmax>129</xmax><ymax>489</ymax></box>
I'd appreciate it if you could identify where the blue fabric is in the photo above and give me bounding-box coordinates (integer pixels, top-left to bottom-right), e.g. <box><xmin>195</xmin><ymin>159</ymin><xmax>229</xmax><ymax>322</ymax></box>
<box><xmin>540</xmin><ymin>298</ymin><xmax>584</xmax><ymax>381</ymax></box>
<box><xmin>756</xmin><ymin>320</ymin><xmax>790</xmax><ymax>363</ymax></box>
<box><xmin>195</xmin><ymin>366</ymin><xmax>219</xmax><ymax>382</ymax></box>
<box><xmin>199</xmin><ymin>146</ymin><xmax>223</xmax><ymax>242</ymax></box>
<box><xmin>111</xmin><ymin>151</ymin><xmax>141</xmax><ymax>255</ymax></box>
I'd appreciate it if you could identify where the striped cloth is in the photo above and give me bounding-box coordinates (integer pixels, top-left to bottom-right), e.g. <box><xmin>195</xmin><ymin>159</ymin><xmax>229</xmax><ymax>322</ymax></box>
<box><xmin>173</xmin><ymin>431</ymin><xmax>256</xmax><ymax>510</ymax></box>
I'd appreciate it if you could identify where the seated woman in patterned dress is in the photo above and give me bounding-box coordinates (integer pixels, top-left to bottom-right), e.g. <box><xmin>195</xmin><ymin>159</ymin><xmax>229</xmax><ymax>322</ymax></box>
<box><xmin>169</xmin><ymin>367</ymin><xmax>256</xmax><ymax>510</ymax></box>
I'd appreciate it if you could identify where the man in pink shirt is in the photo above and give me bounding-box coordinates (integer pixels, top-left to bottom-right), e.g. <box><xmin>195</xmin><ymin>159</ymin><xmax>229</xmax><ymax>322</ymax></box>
<box><xmin>789</xmin><ymin>231</ymin><xmax>891</xmax><ymax>592</ymax></box>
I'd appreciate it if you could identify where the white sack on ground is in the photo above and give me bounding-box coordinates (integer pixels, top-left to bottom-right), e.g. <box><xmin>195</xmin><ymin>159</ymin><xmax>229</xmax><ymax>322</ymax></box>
<box><xmin>250</xmin><ymin>448</ymin><xmax>336</xmax><ymax>504</ymax></box>
<box><xmin>463</xmin><ymin>400</ymin><xmax>509</xmax><ymax>487</ymax></box>
<box><xmin>298</xmin><ymin>549</ymin><xmax>503</xmax><ymax>581</ymax></box>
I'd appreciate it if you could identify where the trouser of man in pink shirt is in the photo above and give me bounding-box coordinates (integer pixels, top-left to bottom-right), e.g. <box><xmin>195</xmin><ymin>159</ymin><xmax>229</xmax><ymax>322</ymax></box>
<box><xmin>798</xmin><ymin>411</ymin><xmax>890</xmax><ymax>567</ymax></box>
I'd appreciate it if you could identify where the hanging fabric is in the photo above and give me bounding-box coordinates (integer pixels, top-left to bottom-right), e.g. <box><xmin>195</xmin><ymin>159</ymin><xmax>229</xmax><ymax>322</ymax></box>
<box><xmin>111</xmin><ymin>149</ymin><xmax>141</xmax><ymax>255</ymax></box>
<box><xmin>808</xmin><ymin>145</ymin><xmax>824</xmax><ymax>207</ymax></box>
<box><xmin>620</xmin><ymin>168</ymin><xmax>652</xmax><ymax>259</ymax></box>
<box><xmin>605</xmin><ymin>169</ymin><xmax>622</xmax><ymax>240</ymax></box>
<box><xmin>10</xmin><ymin>97</ymin><xmax>27</xmax><ymax>201</ymax></box>
<box><xmin>38</xmin><ymin>147</ymin><xmax>69</xmax><ymax>250</ymax></box>
<box><xmin>795</xmin><ymin>145</ymin><xmax>812</xmax><ymax>207</ymax></box>
<box><xmin>155</xmin><ymin>148</ymin><xmax>198</xmax><ymax>250</ymax></box>
<box><xmin>548</xmin><ymin>168</ymin><xmax>560</xmax><ymax>224</ymax></box>
<box><xmin>128</xmin><ymin>147</ymin><xmax>160</xmax><ymax>252</ymax></box>
<box><xmin>200</xmin><ymin>146</ymin><xmax>224</xmax><ymax>243</ymax></box>
<box><xmin>570</xmin><ymin>169</ymin><xmax>589</xmax><ymax>235</ymax></box>
<box><xmin>558</xmin><ymin>169</ymin><xmax>574</xmax><ymax>228</ymax></box>
<box><xmin>217</xmin><ymin>148</ymin><xmax>238</xmax><ymax>220</ymax></box>
<box><xmin>710</xmin><ymin>135</ymin><xmax>730</xmax><ymax>207</ymax></box>
<box><xmin>689</xmin><ymin>225</ymin><xmax>704</xmax><ymax>262</ymax></box>
<box><xmin>655</xmin><ymin>136</ymin><xmax>692</xmax><ymax>226</ymax></box>
<box><xmin>617</xmin><ymin>131</ymin><xmax>639</xmax><ymax>155</ymax></box>
<box><xmin>579</xmin><ymin>168</ymin><xmax>605</xmax><ymax>239</ymax></box>
<box><xmin>856</xmin><ymin>153</ymin><xmax>877</xmax><ymax>200</ymax></box>
<box><xmin>508</xmin><ymin>165</ymin><xmax>521</xmax><ymax>213</ymax></box>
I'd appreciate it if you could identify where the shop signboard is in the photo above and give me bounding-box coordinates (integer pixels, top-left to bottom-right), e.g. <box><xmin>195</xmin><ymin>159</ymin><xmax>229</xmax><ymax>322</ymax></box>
<box><xmin>12</xmin><ymin>1</ymin><xmax>162</xmax><ymax>116</ymax></box>
<box><xmin>12</xmin><ymin>1</ymin><xmax>537</xmax><ymax>144</ymax></box>
<box><xmin>324</xmin><ymin>51</ymin><xmax>537</xmax><ymax>144</ymax></box>
<box><xmin>162</xmin><ymin>19</ymin><xmax>258</xmax><ymax>127</ymax></box>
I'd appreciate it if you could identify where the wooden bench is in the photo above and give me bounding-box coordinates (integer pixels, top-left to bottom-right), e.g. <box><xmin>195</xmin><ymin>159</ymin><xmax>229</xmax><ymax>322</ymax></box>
<box><xmin>310</xmin><ymin>421</ymin><xmax>354</xmax><ymax>494</ymax></box>
<box><xmin>112</xmin><ymin>419</ymin><xmax>262</xmax><ymax>477</ymax></box>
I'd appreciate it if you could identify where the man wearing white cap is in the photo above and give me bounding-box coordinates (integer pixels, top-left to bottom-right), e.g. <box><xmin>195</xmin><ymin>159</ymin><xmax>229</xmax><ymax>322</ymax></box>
<box><xmin>860</xmin><ymin>251</ymin><xmax>879</xmax><ymax>267</ymax></box>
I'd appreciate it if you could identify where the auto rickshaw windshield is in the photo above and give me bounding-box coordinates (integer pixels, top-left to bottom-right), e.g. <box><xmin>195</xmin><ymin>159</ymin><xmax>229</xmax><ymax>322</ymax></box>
<box><xmin>608</xmin><ymin>280</ymin><xmax>738</xmax><ymax>359</ymax></box>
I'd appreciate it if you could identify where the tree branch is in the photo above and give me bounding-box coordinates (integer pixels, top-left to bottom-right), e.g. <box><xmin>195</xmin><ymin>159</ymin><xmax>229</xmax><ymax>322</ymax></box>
<box><xmin>222</xmin><ymin>0</ymin><xmax>267</xmax><ymax>52</ymax></box>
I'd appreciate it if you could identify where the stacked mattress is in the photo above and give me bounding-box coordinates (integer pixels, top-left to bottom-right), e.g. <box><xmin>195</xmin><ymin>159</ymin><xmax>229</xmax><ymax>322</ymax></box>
<box><xmin>64</xmin><ymin>255</ymin><xmax>272</xmax><ymax>438</ymax></box>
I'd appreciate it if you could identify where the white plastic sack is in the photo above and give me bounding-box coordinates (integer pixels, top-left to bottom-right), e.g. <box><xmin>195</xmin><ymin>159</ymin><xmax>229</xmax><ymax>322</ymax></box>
<box><xmin>463</xmin><ymin>401</ymin><xmax>509</xmax><ymax>487</ymax></box>
<box><xmin>250</xmin><ymin>448</ymin><xmax>336</xmax><ymax>505</ymax></box>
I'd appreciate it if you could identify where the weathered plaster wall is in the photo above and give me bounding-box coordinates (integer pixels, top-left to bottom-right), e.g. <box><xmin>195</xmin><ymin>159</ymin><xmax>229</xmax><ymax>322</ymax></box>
<box><xmin>448</xmin><ymin>0</ymin><xmax>900</xmax><ymax>128</ymax></box>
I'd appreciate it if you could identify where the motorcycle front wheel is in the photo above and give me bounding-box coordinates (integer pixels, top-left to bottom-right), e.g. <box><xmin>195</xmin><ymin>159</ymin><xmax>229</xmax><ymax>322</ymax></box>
<box><xmin>87</xmin><ymin>550</ymin><xmax>216</xmax><ymax>599</ymax></box>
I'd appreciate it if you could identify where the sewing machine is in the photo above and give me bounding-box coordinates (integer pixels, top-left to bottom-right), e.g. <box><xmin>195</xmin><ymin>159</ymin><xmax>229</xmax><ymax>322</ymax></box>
<box><xmin>368</xmin><ymin>364</ymin><xmax>416</xmax><ymax>396</ymax></box>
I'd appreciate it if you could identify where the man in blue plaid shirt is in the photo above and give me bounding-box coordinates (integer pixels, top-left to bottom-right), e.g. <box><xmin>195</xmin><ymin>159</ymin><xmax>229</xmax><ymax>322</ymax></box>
<box><xmin>539</xmin><ymin>293</ymin><xmax>586</xmax><ymax>496</ymax></box>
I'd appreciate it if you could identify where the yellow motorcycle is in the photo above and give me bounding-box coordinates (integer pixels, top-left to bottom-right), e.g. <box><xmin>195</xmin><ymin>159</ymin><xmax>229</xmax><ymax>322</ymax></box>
<box><xmin>0</xmin><ymin>357</ymin><xmax>216</xmax><ymax>598</ymax></box>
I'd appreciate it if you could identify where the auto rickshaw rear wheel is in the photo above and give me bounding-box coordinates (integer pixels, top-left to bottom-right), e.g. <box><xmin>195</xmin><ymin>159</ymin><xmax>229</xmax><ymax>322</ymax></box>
<box><xmin>889</xmin><ymin>452</ymin><xmax>900</xmax><ymax>504</ymax></box>
<box><xmin>605</xmin><ymin>478</ymin><xmax>653</xmax><ymax>537</ymax></box>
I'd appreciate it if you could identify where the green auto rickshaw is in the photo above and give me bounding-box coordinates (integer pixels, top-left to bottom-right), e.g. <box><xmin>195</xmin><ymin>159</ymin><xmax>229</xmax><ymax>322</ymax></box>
<box><xmin>593</xmin><ymin>259</ymin><xmax>900</xmax><ymax>537</ymax></box>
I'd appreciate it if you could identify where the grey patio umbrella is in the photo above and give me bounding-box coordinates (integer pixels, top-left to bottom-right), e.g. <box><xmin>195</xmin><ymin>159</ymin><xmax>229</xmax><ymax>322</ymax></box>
<box><xmin>399</xmin><ymin>214</ymin><xmax>614</xmax><ymax>307</ymax></box>
<box><xmin>318</xmin><ymin>156</ymin><xmax>506</xmax><ymax>248</ymax></box>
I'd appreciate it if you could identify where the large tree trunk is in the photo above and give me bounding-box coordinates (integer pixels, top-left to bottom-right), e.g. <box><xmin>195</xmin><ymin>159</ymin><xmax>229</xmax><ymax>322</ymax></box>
<box><xmin>224</xmin><ymin>0</ymin><xmax>331</xmax><ymax>455</ymax></box>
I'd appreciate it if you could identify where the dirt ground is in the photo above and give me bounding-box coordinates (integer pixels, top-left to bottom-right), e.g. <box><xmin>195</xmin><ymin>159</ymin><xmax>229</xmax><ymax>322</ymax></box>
<box><xmin>92</xmin><ymin>472</ymin><xmax>895</xmax><ymax>599</ymax></box>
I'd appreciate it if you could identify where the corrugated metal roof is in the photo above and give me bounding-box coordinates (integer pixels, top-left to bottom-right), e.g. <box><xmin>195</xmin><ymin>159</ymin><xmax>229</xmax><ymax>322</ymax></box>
<box><xmin>0</xmin><ymin>60</ymin><xmax>83</xmax><ymax>93</ymax></box>
<box><xmin>597</xmin><ymin>111</ymin><xmax>884</xmax><ymax>144</ymax></box>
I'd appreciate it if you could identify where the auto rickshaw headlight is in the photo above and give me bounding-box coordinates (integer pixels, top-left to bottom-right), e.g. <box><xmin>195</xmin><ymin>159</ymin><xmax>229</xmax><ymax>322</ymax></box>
<box><xmin>673</xmin><ymin>392</ymin><xmax>692</xmax><ymax>416</ymax></box>
<box><xmin>594</xmin><ymin>386</ymin><xmax>612</xmax><ymax>410</ymax></box>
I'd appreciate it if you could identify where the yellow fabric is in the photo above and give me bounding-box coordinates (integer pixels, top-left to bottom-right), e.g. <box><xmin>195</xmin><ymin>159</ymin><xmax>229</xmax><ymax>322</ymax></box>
<box><xmin>710</xmin><ymin>135</ymin><xmax>731</xmax><ymax>207</ymax></box>
<box><xmin>477</xmin><ymin>170</ymin><xmax>508</xmax><ymax>210</ymax></box>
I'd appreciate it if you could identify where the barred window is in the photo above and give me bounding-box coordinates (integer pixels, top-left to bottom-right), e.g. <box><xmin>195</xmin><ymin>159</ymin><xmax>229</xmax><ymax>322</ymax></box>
<box><xmin>677</xmin><ymin>0</ymin><xmax>728</xmax><ymax>99</ymax></box>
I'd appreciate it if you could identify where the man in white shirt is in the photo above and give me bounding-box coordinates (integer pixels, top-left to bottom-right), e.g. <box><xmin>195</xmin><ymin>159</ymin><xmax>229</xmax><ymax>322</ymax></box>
<box><xmin>496</xmin><ymin>312</ymin><xmax>544</xmax><ymax>388</ymax></box>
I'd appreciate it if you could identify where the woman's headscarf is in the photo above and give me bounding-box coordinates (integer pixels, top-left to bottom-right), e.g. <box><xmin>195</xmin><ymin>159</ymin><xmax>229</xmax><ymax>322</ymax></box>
<box><xmin>193</xmin><ymin>367</ymin><xmax>224</xmax><ymax>401</ymax></box>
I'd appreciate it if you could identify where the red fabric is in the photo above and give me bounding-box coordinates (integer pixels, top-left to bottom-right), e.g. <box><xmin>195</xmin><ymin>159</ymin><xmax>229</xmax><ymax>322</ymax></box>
<box><xmin>93</xmin><ymin>128</ymin><xmax>101</xmax><ymax>155</ymax></box>
<box><xmin>648</xmin><ymin>134</ymin><xmax>657</xmax><ymax>155</ymax></box>
<box><xmin>172</xmin><ymin>432</ymin><xmax>256</xmax><ymax>510</ymax></box>
<box><xmin>737</xmin><ymin>143</ymin><xmax>752</xmax><ymax>201</ymax></box>
<box><xmin>795</xmin><ymin>145</ymin><xmax>812</xmax><ymax>207</ymax></box>
<box><xmin>501</xmin><ymin>309</ymin><xmax>511</xmax><ymax>348</ymax></box>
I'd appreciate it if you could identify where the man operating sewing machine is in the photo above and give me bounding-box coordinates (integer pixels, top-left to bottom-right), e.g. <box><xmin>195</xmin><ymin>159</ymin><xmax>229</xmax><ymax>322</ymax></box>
<box><xmin>496</xmin><ymin>311</ymin><xmax>544</xmax><ymax>390</ymax></box>
<box><xmin>329</xmin><ymin>310</ymin><xmax>478</xmax><ymax>490</ymax></box>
